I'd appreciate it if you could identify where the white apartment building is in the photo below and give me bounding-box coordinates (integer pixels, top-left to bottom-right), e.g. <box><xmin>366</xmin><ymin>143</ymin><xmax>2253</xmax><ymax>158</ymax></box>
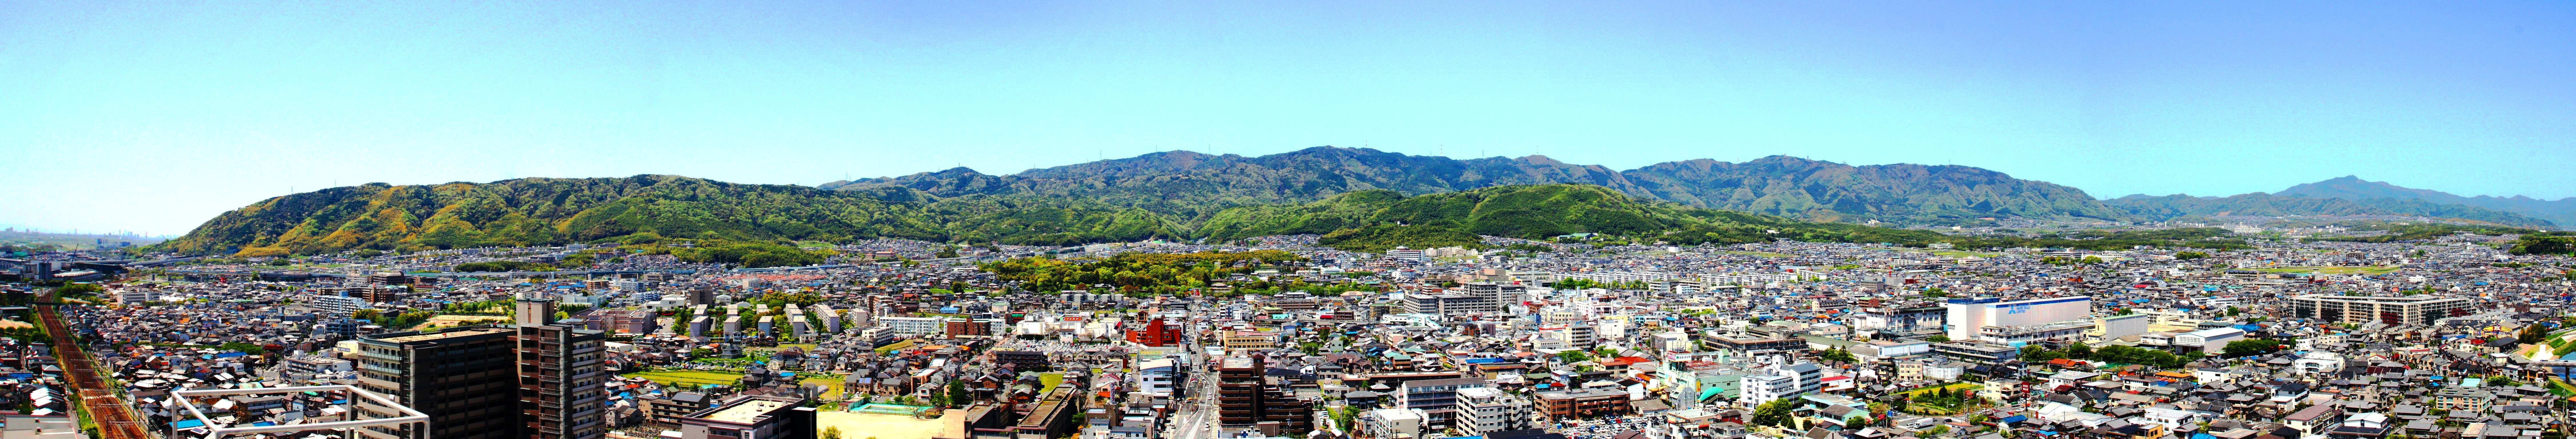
<box><xmin>1456</xmin><ymin>387</ymin><xmax>1532</xmax><ymax>435</ymax></box>
<box><xmin>884</xmin><ymin>316</ymin><xmax>951</xmax><ymax>335</ymax></box>
<box><xmin>307</xmin><ymin>294</ymin><xmax>369</xmax><ymax>315</ymax></box>
<box><xmin>1736</xmin><ymin>374</ymin><xmax>1798</xmax><ymax>406</ymax></box>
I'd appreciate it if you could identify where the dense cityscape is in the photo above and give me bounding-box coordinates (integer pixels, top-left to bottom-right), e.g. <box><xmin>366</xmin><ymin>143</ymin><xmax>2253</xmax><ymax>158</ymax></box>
<box><xmin>6</xmin><ymin>3</ymin><xmax>2573</xmax><ymax>439</ymax></box>
<box><xmin>2</xmin><ymin>217</ymin><xmax>2572</xmax><ymax>439</ymax></box>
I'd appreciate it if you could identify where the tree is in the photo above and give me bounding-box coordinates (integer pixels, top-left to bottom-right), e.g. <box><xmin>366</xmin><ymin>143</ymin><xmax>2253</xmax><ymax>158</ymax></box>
<box><xmin>2174</xmin><ymin>251</ymin><xmax>2210</xmax><ymax>260</ymax></box>
<box><xmin>1820</xmin><ymin>348</ymin><xmax>1857</xmax><ymax>364</ymax></box>
<box><xmin>947</xmin><ymin>380</ymin><xmax>972</xmax><ymax>407</ymax></box>
<box><xmin>2519</xmin><ymin>324</ymin><xmax>2550</xmax><ymax>345</ymax></box>
<box><xmin>1752</xmin><ymin>398</ymin><xmax>1795</xmax><ymax>427</ymax></box>
<box><xmin>2065</xmin><ymin>342</ymin><xmax>2092</xmax><ymax>360</ymax></box>
<box><xmin>1927</xmin><ymin>334</ymin><xmax>1951</xmax><ymax>343</ymax></box>
<box><xmin>2222</xmin><ymin>339</ymin><xmax>2287</xmax><ymax>358</ymax></box>
<box><xmin>1845</xmin><ymin>414</ymin><xmax>1872</xmax><ymax>430</ymax></box>
<box><xmin>1557</xmin><ymin>350</ymin><xmax>1593</xmax><ymax>364</ymax></box>
<box><xmin>822</xmin><ymin>427</ymin><xmax>842</xmax><ymax>439</ymax></box>
<box><xmin>53</xmin><ymin>283</ymin><xmax>104</xmax><ymax>297</ymax></box>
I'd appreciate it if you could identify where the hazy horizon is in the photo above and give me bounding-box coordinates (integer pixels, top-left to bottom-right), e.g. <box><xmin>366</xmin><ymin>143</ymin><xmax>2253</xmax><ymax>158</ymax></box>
<box><xmin>4</xmin><ymin>1</ymin><xmax>2571</xmax><ymax>235</ymax></box>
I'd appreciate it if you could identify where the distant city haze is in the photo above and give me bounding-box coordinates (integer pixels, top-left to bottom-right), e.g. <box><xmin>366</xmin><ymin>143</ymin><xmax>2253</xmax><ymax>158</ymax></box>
<box><xmin>1</xmin><ymin>0</ymin><xmax>2570</xmax><ymax>235</ymax></box>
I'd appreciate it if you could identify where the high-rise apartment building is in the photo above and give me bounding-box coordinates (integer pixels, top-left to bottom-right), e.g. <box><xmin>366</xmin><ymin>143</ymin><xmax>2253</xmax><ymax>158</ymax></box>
<box><xmin>1216</xmin><ymin>356</ymin><xmax>1313</xmax><ymax>436</ymax></box>
<box><xmin>516</xmin><ymin>297</ymin><xmax>608</xmax><ymax>439</ymax></box>
<box><xmin>355</xmin><ymin>326</ymin><xmax>520</xmax><ymax>439</ymax></box>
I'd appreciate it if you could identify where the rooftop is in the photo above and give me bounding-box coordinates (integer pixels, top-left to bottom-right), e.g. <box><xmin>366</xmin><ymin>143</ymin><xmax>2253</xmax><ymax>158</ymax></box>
<box><xmin>704</xmin><ymin>398</ymin><xmax>793</xmax><ymax>424</ymax></box>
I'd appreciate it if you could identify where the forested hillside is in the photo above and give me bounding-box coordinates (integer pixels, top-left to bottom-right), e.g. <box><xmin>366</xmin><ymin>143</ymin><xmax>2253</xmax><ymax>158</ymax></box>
<box><xmin>2106</xmin><ymin>192</ymin><xmax>2556</xmax><ymax>227</ymax></box>
<box><xmin>164</xmin><ymin>175</ymin><xmax>2020</xmax><ymax>257</ymax></box>
<box><xmin>820</xmin><ymin>147</ymin><xmax>2123</xmax><ymax>224</ymax></box>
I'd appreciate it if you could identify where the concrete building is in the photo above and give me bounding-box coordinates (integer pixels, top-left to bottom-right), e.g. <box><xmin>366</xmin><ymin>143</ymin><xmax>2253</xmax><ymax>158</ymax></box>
<box><xmin>1395</xmin><ymin>377</ymin><xmax>1489</xmax><ymax>427</ymax></box>
<box><xmin>2287</xmin><ymin>294</ymin><xmax>2478</xmax><ymax>326</ymax></box>
<box><xmin>2173</xmin><ymin>327</ymin><xmax>2247</xmax><ymax>355</ymax></box>
<box><xmin>354</xmin><ymin>326</ymin><xmax>520</xmax><ymax>439</ymax></box>
<box><xmin>1455</xmin><ymin>387</ymin><xmax>1531</xmax><ymax>435</ymax></box>
<box><xmin>516</xmin><ymin>296</ymin><xmax>607</xmax><ymax>439</ymax></box>
<box><xmin>675</xmin><ymin>395</ymin><xmax>816</xmax><ymax>439</ymax></box>
<box><xmin>885</xmin><ymin>316</ymin><xmax>951</xmax><ymax>335</ymax></box>
<box><xmin>1216</xmin><ymin>356</ymin><xmax>1313</xmax><ymax>435</ymax></box>
<box><xmin>1945</xmin><ymin>296</ymin><xmax>2095</xmax><ymax>347</ymax></box>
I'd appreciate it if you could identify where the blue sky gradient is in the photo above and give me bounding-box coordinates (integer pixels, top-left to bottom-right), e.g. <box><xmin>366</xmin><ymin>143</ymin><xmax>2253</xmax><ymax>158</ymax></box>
<box><xmin>2</xmin><ymin>1</ymin><xmax>2571</xmax><ymax>235</ymax></box>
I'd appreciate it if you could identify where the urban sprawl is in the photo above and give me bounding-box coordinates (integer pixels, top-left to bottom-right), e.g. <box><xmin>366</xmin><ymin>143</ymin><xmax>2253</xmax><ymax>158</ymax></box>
<box><xmin>2</xmin><ymin>226</ymin><xmax>2574</xmax><ymax>439</ymax></box>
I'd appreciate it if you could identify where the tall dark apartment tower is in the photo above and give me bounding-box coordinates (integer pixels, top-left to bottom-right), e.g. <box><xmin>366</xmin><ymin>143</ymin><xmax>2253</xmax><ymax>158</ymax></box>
<box><xmin>355</xmin><ymin>326</ymin><xmax>522</xmax><ymax>439</ymax></box>
<box><xmin>516</xmin><ymin>296</ymin><xmax>608</xmax><ymax>439</ymax></box>
<box><xmin>1214</xmin><ymin>356</ymin><xmax>1313</xmax><ymax>436</ymax></box>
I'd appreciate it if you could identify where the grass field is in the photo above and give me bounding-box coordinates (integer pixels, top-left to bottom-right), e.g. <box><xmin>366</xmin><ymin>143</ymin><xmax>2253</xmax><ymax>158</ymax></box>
<box><xmin>625</xmin><ymin>370</ymin><xmax>745</xmax><ymax>390</ymax></box>
<box><xmin>625</xmin><ymin>370</ymin><xmax>849</xmax><ymax>398</ymax></box>
<box><xmin>1896</xmin><ymin>383</ymin><xmax>1983</xmax><ymax>397</ymax></box>
<box><xmin>2257</xmin><ymin>266</ymin><xmax>2401</xmax><ymax>275</ymax></box>
<box><xmin>875</xmin><ymin>340</ymin><xmax>917</xmax><ymax>355</ymax></box>
<box><xmin>1040</xmin><ymin>373</ymin><xmax>1065</xmax><ymax>392</ymax></box>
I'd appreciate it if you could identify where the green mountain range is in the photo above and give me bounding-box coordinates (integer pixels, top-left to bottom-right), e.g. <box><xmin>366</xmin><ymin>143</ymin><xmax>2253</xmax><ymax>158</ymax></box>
<box><xmin>178</xmin><ymin>149</ymin><xmax>2532</xmax><ymax>258</ymax></box>
<box><xmin>2276</xmin><ymin>176</ymin><xmax>2576</xmax><ymax>226</ymax></box>
<box><xmin>2104</xmin><ymin>192</ymin><xmax>2556</xmax><ymax>227</ymax></box>
<box><xmin>820</xmin><ymin>147</ymin><xmax>2125</xmax><ymax>224</ymax></box>
<box><xmin>156</xmin><ymin>174</ymin><xmax>1979</xmax><ymax>256</ymax></box>
<box><xmin>2104</xmin><ymin>175</ymin><xmax>2564</xmax><ymax>228</ymax></box>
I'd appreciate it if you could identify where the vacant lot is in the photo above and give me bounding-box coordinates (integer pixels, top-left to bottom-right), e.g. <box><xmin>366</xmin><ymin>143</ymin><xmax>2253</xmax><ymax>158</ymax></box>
<box><xmin>816</xmin><ymin>411</ymin><xmax>952</xmax><ymax>439</ymax></box>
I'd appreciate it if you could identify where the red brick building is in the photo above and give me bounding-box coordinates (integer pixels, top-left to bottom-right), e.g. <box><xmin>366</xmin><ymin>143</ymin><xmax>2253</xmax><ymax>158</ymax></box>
<box><xmin>1126</xmin><ymin>318</ymin><xmax>1182</xmax><ymax>347</ymax></box>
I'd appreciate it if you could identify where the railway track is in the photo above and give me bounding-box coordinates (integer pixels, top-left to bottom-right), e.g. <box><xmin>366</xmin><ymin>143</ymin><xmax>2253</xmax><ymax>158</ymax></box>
<box><xmin>37</xmin><ymin>301</ymin><xmax>151</xmax><ymax>439</ymax></box>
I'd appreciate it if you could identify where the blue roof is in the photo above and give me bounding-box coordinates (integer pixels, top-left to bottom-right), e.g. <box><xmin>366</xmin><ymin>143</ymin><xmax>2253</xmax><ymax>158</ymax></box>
<box><xmin>171</xmin><ymin>420</ymin><xmax>205</xmax><ymax>429</ymax></box>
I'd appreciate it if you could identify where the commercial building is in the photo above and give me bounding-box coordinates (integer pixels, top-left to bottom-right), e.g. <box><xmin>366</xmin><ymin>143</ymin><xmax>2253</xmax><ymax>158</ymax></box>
<box><xmin>1945</xmin><ymin>296</ymin><xmax>2095</xmax><ymax>347</ymax></box>
<box><xmin>1930</xmin><ymin>340</ymin><xmax>2021</xmax><ymax>365</ymax></box>
<box><xmin>1535</xmin><ymin>388</ymin><xmax>1630</xmax><ymax>419</ymax></box>
<box><xmin>2287</xmin><ymin>294</ymin><xmax>2478</xmax><ymax>326</ymax></box>
<box><xmin>2173</xmin><ymin>327</ymin><xmax>2247</xmax><ymax>355</ymax></box>
<box><xmin>675</xmin><ymin>395</ymin><xmax>816</xmax><ymax>439</ymax></box>
<box><xmin>1137</xmin><ymin>359</ymin><xmax>1181</xmax><ymax>397</ymax></box>
<box><xmin>1395</xmin><ymin>377</ymin><xmax>1489</xmax><ymax>427</ymax></box>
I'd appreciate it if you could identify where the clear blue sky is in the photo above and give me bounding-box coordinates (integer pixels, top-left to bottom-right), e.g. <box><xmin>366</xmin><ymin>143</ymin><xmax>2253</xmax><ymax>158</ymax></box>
<box><xmin>3</xmin><ymin>1</ymin><xmax>2571</xmax><ymax>235</ymax></box>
